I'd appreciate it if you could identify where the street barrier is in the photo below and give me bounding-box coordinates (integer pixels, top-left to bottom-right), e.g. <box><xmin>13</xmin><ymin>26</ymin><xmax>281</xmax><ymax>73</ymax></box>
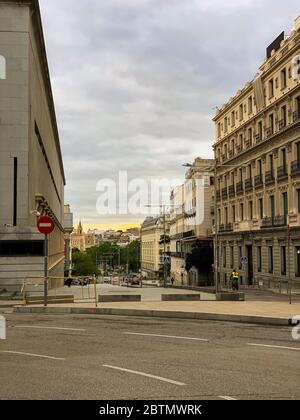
<box><xmin>22</xmin><ymin>276</ymin><xmax>98</xmax><ymax>307</ymax></box>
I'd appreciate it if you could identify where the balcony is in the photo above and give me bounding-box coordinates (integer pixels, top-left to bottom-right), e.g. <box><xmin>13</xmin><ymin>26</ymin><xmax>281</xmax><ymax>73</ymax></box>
<box><xmin>222</xmin><ymin>154</ymin><xmax>227</xmax><ymax>162</ymax></box>
<box><xmin>278</xmin><ymin>119</ymin><xmax>287</xmax><ymax>131</ymax></box>
<box><xmin>216</xmin><ymin>191</ymin><xmax>221</xmax><ymax>202</ymax></box>
<box><xmin>245</xmin><ymin>139</ymin><xmax>253</xmax><ymax>150</ymax></box>
<box><xmin>255</xmin><ymin>133</ymin><xmax>263</xmax><ymax>144</ymax></box>
<box><xmin>211</xmin><ymin>206</ymin><xmax>215</xmax><ymax>215</ymax></box>
<box><xmin>228</xmin><ymin>185</ymin><xmax>235</xmax><ymax>197</ymax></box>
<box><xmin>228</xmin><ymin>149</ymin><xmax>234</xmax><ymax>159</ymax></box>
<box><xmin>222</xmin><ymin>188</ymin><xmax>228</xmax><ymax>200</ymax></box>
<box><xmin>265</xmin><ymin>127</ymin><xmax>274</xmax><ymax>138</ymax></box>
<box><xmin>236</xmin><ymin>145</ymin><xmax>242</xmax><ymax>154</ymax></box>
<box><xmin>236</xmin><ymin>182</ymin><xmax>244</xmax><ymax>195</ymax></box>
<box><xmin>261</xmin><ymin>218</ymin><xmax>273</xmax><ymax>229</ymax></box>
<box><xmin>274</xmin><ymin>215</ymin><xmax>287</xmax><ymax>227</ymax></box>
<box><xmin>291</xmin><ymin>161</ymin><xmax>300</xmax><ymax>177</ymax></box>
<box><xmin>255</xmin><ymin>174</ymin><xmax>263</xmax><ymax>187</ymax></box>
<box><xmin>224</xmin><ymin>223</ymin><xmax>234</xmax><ymax>232</ymax></box>
<box><xmin>245</xmin><ymin>178</ymin><xmax>253</xmax><ymax>192</ymax></box>
<box><xmin>293</xmin><ymin>110</ymin><xmax>300</xmax><ymax>123</ymax></box>
<box><xmin>277</xmin><ymin>165</ymin><xmax>288</xmax><ymax>181</ymax></box>
<box><xmin>265</xmin><ymin>170</ymin><xmax>275</xmax><ymax>185</ymax></box>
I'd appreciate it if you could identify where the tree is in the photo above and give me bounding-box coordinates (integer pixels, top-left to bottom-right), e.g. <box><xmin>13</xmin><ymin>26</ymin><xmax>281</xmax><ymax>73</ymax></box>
<box><xmin>72</xmin><ymin>250</ymin><xmax>99</xmax><ymax>276</ymax></box>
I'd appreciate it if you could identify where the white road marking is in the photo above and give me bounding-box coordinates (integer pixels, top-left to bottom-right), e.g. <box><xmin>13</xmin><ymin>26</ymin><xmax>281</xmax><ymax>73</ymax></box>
<box><xmin>247</xmin><ymin>343</ymin><xmax>300</xmax><ymax>352</ymax></box>
<box><xmin>124</xmin><ymin>332</ymin><xmax>209</xmax><ymax>342</ymax></box>
<box><xmin>11</xmin><ymin>326</ymin><xmax>86</xmax><ymax>332</ymax></box>
<box><xmin>219</xmin><ymin>396</ymin><xmax>237</xmax><ymax>401</ymax></box>
<box><xmin>1</xmin><ymin>351</ymin><xmax>65</xmax><ymax>361</ymax></box>
<box><xmin>103</xmin><ymin>364</ymin><xmax>186</xmax><ymax>386</ymax></box>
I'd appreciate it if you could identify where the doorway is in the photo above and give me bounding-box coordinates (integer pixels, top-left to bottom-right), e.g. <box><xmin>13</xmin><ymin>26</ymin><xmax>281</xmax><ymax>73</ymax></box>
<box><xmin>247</xmin><ymin>246</ymin><xmax>254</xmax><ymax>286</ymax></box>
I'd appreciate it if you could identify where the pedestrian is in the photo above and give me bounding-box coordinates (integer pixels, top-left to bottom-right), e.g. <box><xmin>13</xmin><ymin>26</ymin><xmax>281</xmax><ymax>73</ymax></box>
<box><xmin>230</xmin><ymin>270</ymin><xmax>239</xmax><ymax>291</ymax></box>
<box><xmin>171</xmin><ymin>277</ymin><xmax>175</xmax><ymax>286</ymax></box>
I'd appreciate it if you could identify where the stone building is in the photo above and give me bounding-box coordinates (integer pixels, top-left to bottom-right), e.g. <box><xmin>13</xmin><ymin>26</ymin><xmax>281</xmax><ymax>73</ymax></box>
<box><xmin>0</xmin><ymin>0</ymin><xmax>66</xmax><ymax>290</ymax></box>
<box><xmin>170</xmin><ymin>158</ymin><xmax>215</xmax><ymax>287</ymax></box>
<box><xmin>141</xmin><ymin>215</ymin><xmax>170</xmax><ymax>279</ymax></box>
<box><xmin>213</xmin><ymin>18</ymin><xmax>300</xmax><ymax>289</ymax></box>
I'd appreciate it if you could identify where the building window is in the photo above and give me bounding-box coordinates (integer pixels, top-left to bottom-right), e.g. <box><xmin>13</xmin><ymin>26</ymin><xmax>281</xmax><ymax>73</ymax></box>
<box><xmin>231</xmin><ymin>111</ymin><xmax>235</xmax><ymax>127</ymax></box>
<box><xmin>282</xmin><ymin>192</ymin><xmax>288</xmax><ymax>217</ymax></box>
<box><xmin>249</xmin><ymin>201</ymin><xmax>253</xmax><ymax>220</ymax></box>
<box><xmin>232</xmin><ymin>205</ymin><xmax>236</xmax><ymax>223</ymax></box>
<box><xmin>281</xmin><ymin>68</ymin><xmax>287</xmax><ymax>89</ymax></box>
<box><xmin>268</xmin><ymin>247</ymin><xmax>274</xmax><ymax>274</ymax></box>
<box><xmin>297</xmin><ymin>189</ymin><xmax>300</xmax><ymax>214</ymax></box>
<box><xmin>223</xmin><ymin>246</ymin><xmax>227</xmax><ymax>268</ymax></box>
<box><xmin>270</xmin><ymin>196</ymin><xmax>275</xmax><ymax>223</ymax></box>
<box><xmin>269</xmin><ymin>79</ymin><xmax>274</xmax><ymax>98</ymax></box>
<box><xmin>239</xmin><ymin>104</ymin><xmax>243</xmax><ymax>121</ymax></box>
<box><xmin>230</xmin><ymin>246</ymin><xmax>234</xmax><ymax>269</ymax></box>
<box><xmin>238</xmin><ymin>246</ymin><xmax>242</xmax><ymax>270</ymax></box>
<box><xmin>295</xmin><ymin>247</ymin><xmax>300</xmax><ymax>276</ymax></box>
<box><xmin>269</xmin><ymin>114</ymin><xmax>274</xmax><ymax>134</ymax></box>
<box><xmin>259</xmin><ymin>198</ymin><xmax>264</xmax><ymax>220</ymax></box>
<box><xmin>248</xmin><ymin>96</ymin><xmax>253</xmax><ymax>114</ymax></box>
<box><xmin>281</xmin><ymin>247</ymin><xmax>287</xmax><ymax>276</ymax></box>
<box><xmin>240</xmin><ymin>203</ymin><xmax>244</xmax><ymax>221</ymax></box>
<box><xmin>0</xmin><ymin>241</ymin><xmax>44</xmax><ymax>257</ymax></box>
<box><xmin>257</xmin><ymin>247</ymin><xmax>262</xmax><ymax>273</ymax></box>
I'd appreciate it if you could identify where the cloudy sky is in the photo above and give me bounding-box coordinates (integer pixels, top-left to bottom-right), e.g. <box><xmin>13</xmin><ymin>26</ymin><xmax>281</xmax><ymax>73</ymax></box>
<box><xmin>39</xmin><ymin>0</ymin><xmax>299</xmax><ymax>230</ymax></box>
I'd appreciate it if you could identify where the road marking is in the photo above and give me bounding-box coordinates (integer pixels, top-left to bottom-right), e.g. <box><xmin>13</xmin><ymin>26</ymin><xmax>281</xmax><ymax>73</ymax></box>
<box><xmin>11</xmin><ymin>326</ymin><xmax>86</xmax><ymax>332</ymax></box>
<box><xmin>247</xmin><ymin>343</ymin><xmax>300</xmax><ymax>352</ymax></box>
<box><xmin>124</xmin><ymin>332</ymin><xmax>209</xmax><ymax>342</ymax></box>
<box><xmin>1</xmin><ymin>351</ymin><xmax>65</xmax><ymax>361</ymax></box>
<box><xmin>219</xmin><ymin>396</ymin><xmax>237</xmax><ymax>401</ymax></box>
<box><xmin>103</xmin><ymin>364</ymin><xmax>186</xmax><ymax>386</ymax></box>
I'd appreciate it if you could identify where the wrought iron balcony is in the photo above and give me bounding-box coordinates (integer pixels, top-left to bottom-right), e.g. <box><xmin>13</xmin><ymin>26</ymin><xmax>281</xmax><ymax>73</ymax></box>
<box><xmin>236</xmin><ymin>182</ymin><xmax>244</xmax><ymax>194</ymax></box>
<box><xmin>255</xmin><ymin>174</ymin><xmax>263</xmax><ymax>187</ymax></box>
<box><xmin>277</xmin><ymin>165</ymin><xmax>288</xmax><ymax>181</ymax></box>
<box><xmin>245</xmin><ymin>178</ymin><xmax>253</xmax><ymax>192</ymax></box>
<box><xmin>278</xmin><ymin>119</ymin><xmax>287</xmax><ymax>130</ymax></box>
<box><xmin>261</xmin><ymin>217</ymin><xmax>273</xmax><ymax>229</ymax></box>
<box><xmin>293</xmin><ymin>110</ymin><xmax>300</xmax><ymax>123</ymax></box>
<box><xmin>222</xmin><ymin>188</ymin><xmax>228</xmax><ymax>199</ymax></box>
<box><xmin>265</xmin><ymin>170</ymin><xmax>275</xmax><ymax>185</ymax></box>
<box><xmin>274</xmin><ymin>215</ymin><xmax>287</xmax><ymax>227</ymax></box>
<box><xmin>291</xmin><ymin>161</ymin><xmax>300</xmax><ymax>177</ymax></box>
<box><xmin>228</xmin><ymin>185</ymin><xmax>235</xmax><ymax>197</ymax></box>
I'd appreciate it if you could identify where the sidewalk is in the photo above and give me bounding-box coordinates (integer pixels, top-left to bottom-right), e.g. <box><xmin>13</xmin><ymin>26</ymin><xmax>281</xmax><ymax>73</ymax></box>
<box><xmin>13</xmin><ymin>284</ymin><xmax>300</xmax><ymax>326</ymax></box>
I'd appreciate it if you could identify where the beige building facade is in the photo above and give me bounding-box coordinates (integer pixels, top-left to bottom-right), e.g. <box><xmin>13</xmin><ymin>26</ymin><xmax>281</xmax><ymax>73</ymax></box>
<box><xmin>170</xmin><ymin>158</ymin><xmax>215</xmax><ymax>287</ymax></box>
<box><xmin>0</xmin><ymin>0</ymin><xmax>66</xmax><ymax>290</ymax></box>
<box><xmin>141</xmin><ymin>216</ymin><xmax>170</xmax><ymax>279</ymax></box>
<box><xmin>213</xmin><ymin>18</ymin><xmax>300</xmax><ymax>289</ymax></box>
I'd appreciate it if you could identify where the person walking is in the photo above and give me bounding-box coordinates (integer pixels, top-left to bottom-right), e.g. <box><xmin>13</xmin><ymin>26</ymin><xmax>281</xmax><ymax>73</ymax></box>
<box><xmin>230</xmin><ymin>270</ymin><xmax>239</xmax><ymax>291</ymax></box>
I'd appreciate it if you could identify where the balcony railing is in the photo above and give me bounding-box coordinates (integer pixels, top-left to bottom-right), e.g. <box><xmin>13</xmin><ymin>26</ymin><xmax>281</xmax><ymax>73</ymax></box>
<box><xmin>222</xmin><ymin>188</ymin><xmax>228</xmax><ymax>199</ymax></box>
<box><xmin>265</xmin><ymin>170</ymin><xmax>275</xmax><ymax>185</ymax></box>
<box><xmin>228</xmin><ymin>149</ymin><xmax>234</xmax><ymax>158</ymax></box>
<box><xmin>255</xmin><ymin>174</ymin><xmax>263</xmax><ymax>187</ymax></box>
<box><xmin>291</xmin><ymin>161</ymin><xmax>300</xmax><ymax>177</ymax></box>
<box><xmin>293</xmin><ymin>110</ymin><xmax>300</xmax><ymax>123</ymax></box>
<box><xmin>236</xmin><ymin>182</ymin><xmax>244</xmax><ymax>194</ymax></box>
<box><xmin>277</xmin><ymin>165</ymin><xmax>288</xmax><ymax>181</ymax></box>
<box><xmin>255</xmin><ymin>133</ymin><xmax>263</xmax><ymax>144</ymax></box>
<box><xmin>228</xmin><ymin>185</ymin><xmax>235</xmax><ymax>197</ymax></box>
<box><xmin>278</xmin><ymin>119</ymin><xmax>287</xmax><ymax>130</ymax></box>
<box><xmin>245</xmin><ymin>178</ymin><xmax>253</xmax><ymax>192</ymax></box>
<box><xmin>265</xmin><ymin>127</ymin><xmax>274</xmax><ymax>138</ymax></box>
<box><xmin>274</xmin><ymin>215</ymin><xmax>287</xmax><ymax>227</ymax></box>
<box><xmin>245</xmin><ymin>139</ymin><xmax>253</xmax><ymax>149</ymax></box>
<box><xmin>236</xmin><ymin>145</ymin><xmax>242</xmax><ymax>154</ymax></box>
<box><xmin>216</xmin><ymin>190</ymin><xmax>221</xmax><ymax>202</ymax></box>
<box><xmin>261</xmin><ymin>218</ymin><xmax>273</xmax><ymax>229</ymax></box>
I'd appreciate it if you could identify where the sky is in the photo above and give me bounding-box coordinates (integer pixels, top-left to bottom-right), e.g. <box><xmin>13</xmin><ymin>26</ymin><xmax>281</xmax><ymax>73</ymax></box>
<box><xmin>39</xmin><ymin>0</ymin><xmax>300</xmax><ymax>230</ymax></box>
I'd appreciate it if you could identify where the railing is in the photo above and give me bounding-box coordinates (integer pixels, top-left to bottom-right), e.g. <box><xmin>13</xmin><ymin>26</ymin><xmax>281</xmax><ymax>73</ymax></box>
<box><xmin>245</xmin><ymin>178</ymin><xmax>253</xmax><ymax>192</ymax></box>
<box><xmin>255</xmin><ymin>133</ymin><xmax>262</xmax><ymax>144</ymax></box>
<box><xmin>261</xmin><ymin>218</ymin><xmax>273</xmax><ymax>229</ymax></box>
<box><xmin>222</xmin><ymin>188</ymin><xmax>228</xmax><ymax>199</ymax></box>
<box><xmin>216</xmin><ymin>191</ymin><xmax>221</xmax><ymax>201</ymax></box>
<box><xmin>228</xmin><ymin>185</ymin><xmax>235</xmax><ymax>197</ymax></box>
<box><xmin>277</xmin><ymin>165</ymin><xmax>288</xmax><ymax>181</ymax></box>
<box><xmin>293</xmin><ymin>110</ymin><xmax>300</xmax><ymax>123</ymax></box>
<box><xmin>236</xmin><ymin>145</ymin><xmax>242</xmax><ymax>154</ymax></box>
<box><xmin>291</xmin><ymin>161</ymin><xmax>300</xmax><ymax>177</ymax></box>
<box><xmin>228</xmin><ymin>149</ymin><xmax>234</xmax><ymax>158</ymax></box>
<box><xmin>245</xmin><ymin>139</ymin><xmax>253</xmax><ymax>149</ymax></box>
<box><xmin>236</xmin><ymin>182</ymin><xmax>244</xmax><ymax>194</ymax></box>
<box><xmin>265</xmin><ymin>127</ymin><xmax>274</xmax><ymax>138</ymax></box>
<box><xmin>255</xmin><ymin>174</ymin><xmax>263</xmax><ymax>187</ymax></box>
<box><xmin>265</xmin><ymin>170</ymin><xmax>275</xmax><ymax>184</ymax></box>
<box><xmin>278</xmin><ymin>119</ymin><xmax>286</xmax><ymax>130</ymax></box>
<box><xmin>274</xmin><ymin>215</ymin><xmax>287</xmax><ymax>227</ymax></box>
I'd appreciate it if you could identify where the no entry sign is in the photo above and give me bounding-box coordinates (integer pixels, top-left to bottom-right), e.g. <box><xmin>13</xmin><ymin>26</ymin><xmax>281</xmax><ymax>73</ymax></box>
<box><xmin>37</xmin><ymin>216</ymin><xmax>55</xmax><ymax>235</ymax></box>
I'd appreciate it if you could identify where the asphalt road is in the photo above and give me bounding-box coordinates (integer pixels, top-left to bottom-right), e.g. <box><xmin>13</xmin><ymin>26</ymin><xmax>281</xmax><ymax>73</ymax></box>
<box><xmin>0</xmin><ymin>313</ymin><xmax>300</xmax><ymax>400</ymax></box>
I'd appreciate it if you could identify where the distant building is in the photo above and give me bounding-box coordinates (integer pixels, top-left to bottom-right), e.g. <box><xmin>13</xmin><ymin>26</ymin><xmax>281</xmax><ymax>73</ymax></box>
<box><xmin>0</xmin><ymin>0</ymin><xmax>66</xmax><ymax>290</ymax></box>
<box><xmin>170</xmin><ymin>158</ymin><xmax>215</xmax><ymax>287</ymax></box>
<box><xmin>141</xmin><ymin>215</ymin><xmax>171</xmax><ymax>279</ymax></box>
<box><xmin>71</xmin><ymin>222</ymin><xmax>86</xmax><ymax>252</ymax></box>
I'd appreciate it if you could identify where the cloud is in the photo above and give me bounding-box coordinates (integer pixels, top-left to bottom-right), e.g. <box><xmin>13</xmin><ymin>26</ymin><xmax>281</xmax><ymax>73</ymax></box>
<box><xmin>39</xmin><ymin>0</ymin><xmax>300</xmax><ymax>225</ymax></box>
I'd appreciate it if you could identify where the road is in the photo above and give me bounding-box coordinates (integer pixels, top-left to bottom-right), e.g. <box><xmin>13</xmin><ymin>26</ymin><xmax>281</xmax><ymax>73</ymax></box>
<box><xmin>0</xmin><ymin>312</ymin><xmax>300</xmax><ymax>400</ymax></box>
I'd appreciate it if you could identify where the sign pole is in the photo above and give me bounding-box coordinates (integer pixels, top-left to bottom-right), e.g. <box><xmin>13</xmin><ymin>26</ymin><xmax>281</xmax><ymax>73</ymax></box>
<box><xmin>44</xmin><ymin>234</ymin><xmax>48</xmax><ymax>307</ymax></box>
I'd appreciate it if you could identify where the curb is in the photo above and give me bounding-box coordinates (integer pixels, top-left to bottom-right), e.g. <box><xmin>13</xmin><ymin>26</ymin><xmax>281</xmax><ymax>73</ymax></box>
<box><xmin>13</xmin><ymin>306</ymin><xmax>290</xmax><ymax>326</ymax></box>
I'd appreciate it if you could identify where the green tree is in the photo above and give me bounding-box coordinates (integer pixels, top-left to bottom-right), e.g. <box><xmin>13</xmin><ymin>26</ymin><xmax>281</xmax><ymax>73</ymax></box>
<box><xmin>72</xmin><ymin>250</ymin><xmax>99</xmax><ymax>276</ymax></box>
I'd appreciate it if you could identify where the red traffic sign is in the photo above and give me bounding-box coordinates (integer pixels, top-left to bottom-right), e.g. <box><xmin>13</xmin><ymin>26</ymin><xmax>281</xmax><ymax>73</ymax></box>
<box><xmin>37</xmin><ymin>216</ymin><xmax>55</xmax><ymax>235</ymax></box>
